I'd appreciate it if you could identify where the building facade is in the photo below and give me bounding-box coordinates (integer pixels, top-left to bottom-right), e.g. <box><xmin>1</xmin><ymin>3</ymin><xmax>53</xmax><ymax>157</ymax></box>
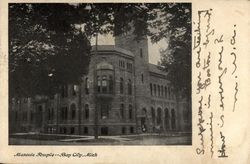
<box><xmin>9</xmin><ymin>33</ymin><xmax>191</xmax><ymax>136</ymax></box>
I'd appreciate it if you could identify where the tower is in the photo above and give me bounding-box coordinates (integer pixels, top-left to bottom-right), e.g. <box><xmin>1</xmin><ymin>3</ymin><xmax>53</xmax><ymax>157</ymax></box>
<box><xmin>115</xmin><ymin>24</ymin><xmax>151</xmax><ymax>133</ymax></box>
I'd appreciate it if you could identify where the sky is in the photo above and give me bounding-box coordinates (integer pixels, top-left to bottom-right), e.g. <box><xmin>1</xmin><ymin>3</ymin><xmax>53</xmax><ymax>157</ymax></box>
<box><xmin>90</xmin><ymin>34</ymin><xmax>168</xmax><ymax>65</ymax></box>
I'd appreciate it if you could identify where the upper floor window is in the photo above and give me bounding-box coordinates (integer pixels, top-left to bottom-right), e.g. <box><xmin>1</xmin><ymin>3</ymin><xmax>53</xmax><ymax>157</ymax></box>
<box><xmin>183</xmin><ymin>105</ymin><xmax>190</xmax><ymax>121</ymax></box>
<box><xmin>129</xmin><ymin>104</ymin><xmax>133</xmax><ymax>119</ymax></box>
<box><xmin>97</xmin><ymin>75</ymin><xmax>113</xmax><ymax>94</ymax></box>
<box><xmin>119</xmin><ymin>60</ymin><xmax>125</xmax><ymax>68</ymax></box>
<box><xmin>161</xmin><ymin>85</ymin><xmax>163</xmax><ymax>97</ymax></box>
<box><xmin>153</xmin><ymin>84</ymin><xmax>156</xmax><ymax>96</ymax></box>
<box><xmin>120</xmin><ymin>78</ymin><xmax>124</xmax><ymax>94</ymax></box>
<box><xmin>165</xmin><ymin>86</ymin><xmax>167</xmax><ymax>98</ymax></box>
<box><xmin>128</xmin><ymin>79</ymin><xmax>132</xmax><ymax>95</ymax></box>
<box><xmin>141</xmin><ymin>74</ymin><xmax>144</xmax><ymax>83</ymax></box>
<box><xmin>72</xmin><ymin>85</ymin><xmax>77</xmax><ymax>96</ymax></box>
<box><xmin>102</xmin><ymin>75</ymin><xmax>107</xmax><ymax>93</ymax></box>
<box><xmin>140</xmin><ymin>48</ymin><xmax>143</xmax><ymax>58</ymax></box>
<box><xmin>157</xmin><ymin>85</ymin><xmax>160</xmax><ymax>97</ymax></box>
<box><xmin>61</xmin><ymin>85</ymin><xmax>68</xmax><ymax>98</ymax></box>
<box><xmin>61</xmin><ymin>107</ymin><xmax>68</xmax><ymax>120</ymax></box>
<box><xmin>120</xmin><ymin>104</ymin><xmax>124</xmax><ymax>119</ymax></box>
<box><xmin>109</xmin><ymin>75</ymin><xmax>113</xmax><ymax>93</ymax></box>
<box><xmin>48</xmin><ymin>108</ymin><xmax>54</xmax><ymax>121</ymax></box>
<box><xmin>168</xmin><ymin>86</ymin><xmax>171</xmax><ymax>99</ymax></box>
<box><xmin>70</xmin><ymin>103</ymin><xmax>76</xmax><ymax>120</ymax></box>
<box><xmin>85</xmin><ymin>104</ymin><xmax>89</xmax><ymax>119</ymax></box>
<box><xmin>97</xmin><ymin>76</ymin><xmax>101</xmax><ymax>93</ymax></box>
<box><xmin>101</xmin><ymin>103</ymin><xmax>109</xmax><ymax>119</ymax></box>
<box><xmin>150</xmin><ymin>83</ymin><xmax>153</xmax><ymax>96</ymax></box>
<box><xmin>85</xmin><ymin>78</ymin><xmax>89</xmax><ymax>94</ymax></box>
<box><xmin>127</xmin><ymin>63</ymin><xmax>133</xmax><ymax>72</ymax></box>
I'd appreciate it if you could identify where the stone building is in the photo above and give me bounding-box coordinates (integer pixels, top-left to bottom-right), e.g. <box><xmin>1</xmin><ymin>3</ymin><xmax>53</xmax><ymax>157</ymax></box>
<box><xmin>9</xmin><ymin>32</ymin><xmax>191</xmax><ymax>136</ymax></box>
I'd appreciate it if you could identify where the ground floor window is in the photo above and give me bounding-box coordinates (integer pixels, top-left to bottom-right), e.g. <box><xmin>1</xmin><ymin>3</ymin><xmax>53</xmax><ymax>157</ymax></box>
<box><xmin>60</xmin><ymin>127</ymin><xmax>67</xmax><ymax>134</ymax></box>
<box><xmin>122</xmin><ymin>127</ymin><xmax>126</xmax><ymax>134</ymax></box>
<box><xmin>70</xmin><ymin>127</ymin><xmax>75</xmax><ymax>134</ymax></box>
<box><xmin>101</xmin><ymin>127</ymin><xmax>108</xmax><ymax>135</ymax></box>
<box><xmin>157</xmin><ymin>108</ymin><xmax>162</xmax><ymax>125</ymax></box>
<box><xmin>130</xmin><ymin>127</ymin><xmax>134</xmax><ymax>134</ymax></box>
<box><xmin>171</xmin><ymin>109</ymin><xmax>176</xmax><ymax>130</ymax></box>
<box><xmin>84</xmin><ymin>127</ymin><xmax>88</xmax><ymax>134</ymax></box>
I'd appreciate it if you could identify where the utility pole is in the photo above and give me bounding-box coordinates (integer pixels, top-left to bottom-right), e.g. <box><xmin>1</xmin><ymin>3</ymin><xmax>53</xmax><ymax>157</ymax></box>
<box><xmin>94</xmin><ymin>29</ymin><xmax>99</xmax><ymax>139</ymax></box>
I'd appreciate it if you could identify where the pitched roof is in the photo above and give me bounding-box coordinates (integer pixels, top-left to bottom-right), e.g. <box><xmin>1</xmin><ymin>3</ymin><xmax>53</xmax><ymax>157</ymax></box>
<box><xmin>91</xmin><ymin>45</ymin><xmax>134</xmax><ymax>57</ymax></box>
<box><xmin>148</xmin><ymin>63</ymin><xmax>168</xmax><ymax>76</ymax></box>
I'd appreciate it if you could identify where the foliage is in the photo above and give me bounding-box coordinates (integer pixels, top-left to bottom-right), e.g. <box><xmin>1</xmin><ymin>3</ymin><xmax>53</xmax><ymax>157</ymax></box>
<box><xmin>9</xmin><ymin>3</ymin><xmax>191</xmax><ymax>99</ymax></box>
<box><xmin>147</xmin><ymin>3</ymin><xmax>191</xmax><ymax>98</ymax></box>
<box><xmin>9</xmin><ymin>4</ymin><xmax>91</xmax><ymax>97</ymax></box>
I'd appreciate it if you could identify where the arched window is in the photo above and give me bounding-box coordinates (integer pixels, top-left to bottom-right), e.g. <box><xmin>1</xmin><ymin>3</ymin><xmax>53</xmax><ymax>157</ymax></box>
<box><xmin>183</xmin><ymin>108</ymin><xmax>189</xmax><ymax>121</ymax></box>
<box><xmin>51</xmin><ymin>108</ymin><xmax>54</xmax><ymax>120</ymax></box>
<box><xmin>109</xmin><ymin>75</ymin><xmax>113</xmax><ymax>93</ymax></box>
<box><xmin>120</xmin><ymin>78</ymin><xmax>124</xmax><ymax>94</ymax></box>
<box><xmin>161</xmin><ymin>85</ymin><xmax>163</xmax><ymax>97</ymax></box>
<box><xmin>70</xmin><ymin>103</ymin><xmax>76</xmax><ymax>120</ymax></box>
<box><xmin>171</xmin><ymin>109</ymin><xmax>176</xmax><ymax>129</ymax></box>
<box><xmin>153</xmin><ymin>84</ymin><xmax>156</xmax><ymax>96</ymax></box>
<box><xmin>97</xmin><ymin>76</ymin><xmax>101</xmax><ymax>93</ymax></box>
<box><xmin>151</xmin><ymin>107</ymin><xmax>155</xmax><ymax>125</ymax></box>
<box><xmin>171</xmin><ymin>88</ymin><xmax>174</xmax><ymax>99</ymax></box>
<box><xmin>168</xmin><ymin>86</ymin><xmax>171</xmax><ymax>99</ymax></box>
<box><xmin>128</xmin><ymin>79</ymin><xmax>132</xmax><ymax>95</ymax></box>
<box><xmin>165</xmin><ymin>86</ymin><xmax>167</xmax><ymax>98</ymax></box>
<box><xmin>85</xmin><ymin>78</ymin><xmax>89</xmax><ymax>94</ymax></box>
<box><xmin>48</xmin><ymin>108</ymin><xmax>51</xmax><ymax>121</ymax></box>
<box><xmin>165</xmin><ymin>108</ymin><xmax>170</xmax><ymax>130</ymax></box>
<box><xmin>61</xmin><ymin>107</ymin><xmax>68</xmax><ymax>120</ymax></box>
<box><xmin>129</xmin><ymin>104</ymin><xmax>133</xmax><ymax>119</ymax></box>
<box><xmin>157</xmin><ymin>108</ymin><xmax>162</xmax><ymax>125</ymax></box>
<box><xmin>60</xmin><ymin>108</ymin><xmax>64</xmax><ymax>120</ymax></box>
<box><xmin>72</xmin><ymin>85</ymin><xmax>77</xmax><ymax>96</ymax></box>
<box><xmin>101</xmin><ymin>75</ymin><xmax>107</xmax><ymax>93</ymax></box>
<box><xmin>157</xmin><ymin>85</ymin><xmax>160</xmax><ymax>97</ymax></box>
<box><xmin>150</xmin><ymin>83</ymin><xmax>153</xmax><ymax>96</ymax></box>
<box><xmin>61</xmin><ymin>85</ymin><xmax>68</xmax><ymax>98</ymax></box>
<box><xmin>85</xmin><ymin>104</ymin><xmax>89</xmax><ymax>119</ymax></box>
<box><xmin>142</xmin><ymin>108</ymin><xmax>147</xmax><ymax>116</ymax></box>
<box><xmin>120</xmin><ymin>104</ymin><xmax>124</xmax><ymax>119</ymax></box>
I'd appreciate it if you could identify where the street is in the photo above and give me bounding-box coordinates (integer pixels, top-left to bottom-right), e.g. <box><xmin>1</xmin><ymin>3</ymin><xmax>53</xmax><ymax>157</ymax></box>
<box><xmin>9</xmin><ymin>133</ymin><xmax>191</xmax><ymax>145</ymax></box>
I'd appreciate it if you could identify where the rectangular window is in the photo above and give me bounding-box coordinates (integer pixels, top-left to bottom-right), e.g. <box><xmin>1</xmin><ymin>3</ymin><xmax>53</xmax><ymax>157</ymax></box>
<box><xmin>140</xmin><ymin>48</ymin><xmax>143</xmax><ymax>58</ymax></box>
<box><xmin>129</xmin><ymin>105</ymin><xmax>133</xmax><ymax>119</ymax></box>
<box><xmin>101</xmin><ymin>103</ymin><xmax>109</xmax><ymax>119</ymax></box>
<box><xmin>72</xmin><ymin>85</ymin><xmax>77</xmax><ymax>96</ymax></box>
<box><xmin>51</xmin><ymin>108</ymin><xmax>54</xmax><ymax>120</ymax></box>
<box><xmin>70</xmin><ymin>127</ymin><xmax>75</xmax><ymax>134</ymax></box>
<box><xmin>130</xmin><ymin>127</ymin><xmax>134</xmax><ymax>134</ymax></box>
<box><xmin>101</xmin><ymin>127</ymin><xmax>108</xmax><ymax>135</ymax></box>
<box><xmin>122</xmin><ymin>127</ymin><xmax>126</xmax><ymax>134</ymax></box>
<box><xmin>150</xmin><ymin>83</ymin><xmax>153</xmax><ymax>96</ymax></box>
<box><xmin>84</xmin><ymin>127</ymin><xmax>88</xmax><ymax>134</ymax></box>
<box><xmin>85</xmin><ymin>78</ymin><xmax>89</xmax><ymax>94</ymax></box>
<box><xmin>120</xmin><ymin>104</ymin><xmax>124</xmax><ymax>119</ymax></box>
<box><xmin>102</xmin><ymin>75</ymin><xmax>107</xmax><ymax>93</ymax></box>
<box><xmin>153</xmin><ymin>84</ymin><xmax>156</xmax><ymax>96</ymax></box>
<box><xmin>64</xmin><ymin>85</ymin><xmax>68</xmax><ymax>97</ymax></box>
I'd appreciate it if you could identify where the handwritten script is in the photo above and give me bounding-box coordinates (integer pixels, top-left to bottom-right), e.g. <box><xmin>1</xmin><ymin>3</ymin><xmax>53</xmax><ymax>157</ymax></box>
<box><xmin>194</xmin><ymin>9</ymin><xmax>238</xmax><ymax>158</ymax></box>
